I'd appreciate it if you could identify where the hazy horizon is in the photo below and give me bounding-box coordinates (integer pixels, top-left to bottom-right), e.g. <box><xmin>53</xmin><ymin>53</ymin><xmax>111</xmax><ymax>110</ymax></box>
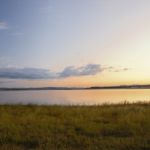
<box><xmin>0</xmin><ymin>0</ymin><xmax>150</xmax><ymax>88</ymax></box>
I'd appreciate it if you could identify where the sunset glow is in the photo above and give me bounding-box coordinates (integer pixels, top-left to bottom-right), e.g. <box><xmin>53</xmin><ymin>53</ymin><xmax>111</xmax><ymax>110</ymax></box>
<box><xmin>0</xmin><ymin>0</ymin><xmax>150</xmax><ymax>87</ymax></box>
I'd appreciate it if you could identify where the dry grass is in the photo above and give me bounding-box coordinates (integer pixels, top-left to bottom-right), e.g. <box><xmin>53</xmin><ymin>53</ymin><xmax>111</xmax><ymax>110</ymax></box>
<box><xmin>0</xmin><ymin>102</ymin><xmax>150</xmax><ymax>150</ymax></box>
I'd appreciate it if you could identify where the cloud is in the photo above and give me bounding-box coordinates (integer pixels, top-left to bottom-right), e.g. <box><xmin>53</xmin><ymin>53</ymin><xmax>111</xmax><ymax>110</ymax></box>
<box><xmin>0</xmin><ymin>81</ymin><xmax>12</xmax><ymax>84</ymax></box>
<box><xmin>0</xmin><ymin>68</ymin><xmax>54</xmax><ymax>79</ymax></box>
<box><xmin>106</xmin><ymin>66</ymin><xmax>130</xmax><ymax>72</ymax></box>
<box><xmin>0</xmin><ymin>64</ymin><xmax>129</xmax><ymax>80</ymax></box>
<box><xmin>0</xmin><ymin>21</ymin><xmax>8</xmax><ymax>30</ymax></box>
<box><xmin>113</xmin><ymin>68</ymin><xmax>129</xmax><ymax>72</ymax></box>
<box><xmin>0</xmin><ymin>64</ymin><xmax>102</xmax><ymax>80</ymax></box>
<box><xmin>59</xmin><ymin>64</ymin><xmax>102</xmax><ymax>78</ymax></box>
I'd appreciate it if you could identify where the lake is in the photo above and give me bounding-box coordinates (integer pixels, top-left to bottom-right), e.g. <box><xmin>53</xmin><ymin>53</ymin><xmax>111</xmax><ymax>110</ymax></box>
<box><xmin>0</xmin><ymin>89</ymin><xmax>150</xmax><ymax>105</ymax></box>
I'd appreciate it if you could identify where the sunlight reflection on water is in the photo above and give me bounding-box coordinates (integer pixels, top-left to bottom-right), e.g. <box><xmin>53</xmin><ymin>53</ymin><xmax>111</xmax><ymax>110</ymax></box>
<box><xmin>0</xmin><ymin>89</ymin><xmax>150</xmax><ymax>105</ymax></box>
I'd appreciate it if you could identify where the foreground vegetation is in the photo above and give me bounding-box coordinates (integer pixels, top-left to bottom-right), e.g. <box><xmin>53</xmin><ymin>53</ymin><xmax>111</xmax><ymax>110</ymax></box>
<box><xmin>0</xmin><ymin>103</ymin><xmax>150</xmax><ymax>150</ymax></box>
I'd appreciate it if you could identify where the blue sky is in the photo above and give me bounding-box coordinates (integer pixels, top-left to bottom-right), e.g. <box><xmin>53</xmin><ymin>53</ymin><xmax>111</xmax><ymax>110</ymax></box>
<box><xmin>0</xmin><ymin>0</ymin><xmax>150</xmax><ymax>87</ymax></box>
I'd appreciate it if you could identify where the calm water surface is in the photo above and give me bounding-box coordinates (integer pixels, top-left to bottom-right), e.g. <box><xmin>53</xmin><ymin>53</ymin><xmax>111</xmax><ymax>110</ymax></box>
<box><xmin>0</xmin><ymin>89</ymin><xmax>150</xmax><ymax>105</ymax></box>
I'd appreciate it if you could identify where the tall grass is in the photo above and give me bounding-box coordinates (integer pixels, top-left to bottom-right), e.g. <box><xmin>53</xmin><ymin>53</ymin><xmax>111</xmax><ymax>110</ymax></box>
<box><xmin>0</xmin><ymin>103</ymin><xmax>150</xmax><ymax>149</ymax></box>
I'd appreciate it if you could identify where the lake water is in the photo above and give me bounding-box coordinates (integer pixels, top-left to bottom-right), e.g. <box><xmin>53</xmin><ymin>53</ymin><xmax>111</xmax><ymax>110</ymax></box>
<box><xmin>0</xmin><ymin>89</ymin><xmax>150</xmax><ymax>105</ymax></box>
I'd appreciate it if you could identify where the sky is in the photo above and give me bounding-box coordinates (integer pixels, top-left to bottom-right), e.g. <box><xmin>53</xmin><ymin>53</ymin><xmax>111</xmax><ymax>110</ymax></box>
<box><xmin>0</xmin><ymin>0</ymin><xmax>150</xmax><ymax>87</ymax></box>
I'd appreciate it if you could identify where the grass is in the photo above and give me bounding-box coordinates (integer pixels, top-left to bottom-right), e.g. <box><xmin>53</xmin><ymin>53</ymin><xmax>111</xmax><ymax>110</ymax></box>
<box><xmin>0</xmin><ymin>102</ymin><xmax>150</xmax><ymax>150</ymax></box>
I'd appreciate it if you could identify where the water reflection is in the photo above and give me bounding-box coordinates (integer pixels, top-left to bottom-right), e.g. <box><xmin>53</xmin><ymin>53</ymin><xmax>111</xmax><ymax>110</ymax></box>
<box><xmin>0</xmin><ymin>89</ymin><xmax>150</xmax><ymax>105</ymax></box>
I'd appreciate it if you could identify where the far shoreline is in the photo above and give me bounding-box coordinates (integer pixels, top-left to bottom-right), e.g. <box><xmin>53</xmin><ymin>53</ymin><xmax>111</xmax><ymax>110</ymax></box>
<box><xmin>0</xmin><ymin>84</ymin><xmax>150</xmax><ymax>91</ymax></box>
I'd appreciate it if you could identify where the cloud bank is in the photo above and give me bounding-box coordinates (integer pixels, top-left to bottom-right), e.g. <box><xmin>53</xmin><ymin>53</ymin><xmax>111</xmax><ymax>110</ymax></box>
<box><xmin>0</xmin><ymin>64</ymin><xmax>102</xmax><ymax>79</ymax></box>
<box><xmin>0</xmin><ymin>64</ymin><xmax>128</xmax><ymax>80</ymax></box>
<box><xmin>0</xmin><ymin>21</ymin><xmax>8</xmax><ymax>30</ymax></box>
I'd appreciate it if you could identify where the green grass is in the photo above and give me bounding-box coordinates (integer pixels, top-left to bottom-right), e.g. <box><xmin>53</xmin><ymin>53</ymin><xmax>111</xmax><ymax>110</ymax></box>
<box><xmin>0</xmin><ymin>102</ymin><xmax>150</xmax><ymax>150</ymax></box>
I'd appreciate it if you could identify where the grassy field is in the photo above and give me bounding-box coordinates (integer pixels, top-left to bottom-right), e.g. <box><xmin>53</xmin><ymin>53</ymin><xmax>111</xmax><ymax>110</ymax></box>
<box><xmin>0</xmin><ymin>103</ymin><xmax>150</xmax><ymax>150</ymax></box>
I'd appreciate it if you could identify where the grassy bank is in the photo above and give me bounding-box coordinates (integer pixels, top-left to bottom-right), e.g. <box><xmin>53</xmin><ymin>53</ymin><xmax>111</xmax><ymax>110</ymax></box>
<box><xmin>0</xmin><ymin>103</ymin><xmax>150</xmax><ymax>150</ymax></box>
